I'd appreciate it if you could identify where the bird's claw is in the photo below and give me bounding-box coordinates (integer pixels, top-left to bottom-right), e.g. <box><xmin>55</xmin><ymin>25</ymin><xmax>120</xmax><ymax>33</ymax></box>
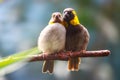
<box><xmin>80</xmin><ymin>50</ymin><xmax>86</xmax><ymax>54</ymax></box>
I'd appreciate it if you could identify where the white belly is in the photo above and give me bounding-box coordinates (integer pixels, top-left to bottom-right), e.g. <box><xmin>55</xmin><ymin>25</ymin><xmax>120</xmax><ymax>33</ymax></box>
<box><xmin>38</xmin><ymin>23</ymin><xmax>66</xmax><ymax>54</ymax></box>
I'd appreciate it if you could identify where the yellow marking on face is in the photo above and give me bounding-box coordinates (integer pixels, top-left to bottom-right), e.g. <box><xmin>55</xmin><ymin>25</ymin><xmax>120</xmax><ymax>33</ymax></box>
<box><xmin>49</xmin><ymin>20</ymin><xmax>65</xmax><ymax>25</ymax></box>
<box><xmin>49</xmin><ymin>21</ymin><xmax>54</xmax><ymax>25</ymax></box>
<box><xmin>70</xmin><ymin>10</ymin><xmax>80</xmax><ymax>26</ymax></box>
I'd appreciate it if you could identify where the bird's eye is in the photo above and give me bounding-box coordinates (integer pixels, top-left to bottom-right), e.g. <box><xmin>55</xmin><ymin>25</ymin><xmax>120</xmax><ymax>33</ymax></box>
<box><xmin>52</xmin><ymin>14</ymin><xmax>55</xmax><ymax>18</ymax></box>
<box><xmin>64</xmin><ymin>11</ymin><xmax>67</xmax><ymax>14</ymax></box>
<box><xmin>68</xmin><ymin>11</ymin><xmax>72</xmax><ymax>14</ymax></box>
<box><xmin>58</xmin><ymin>14</ymin><xmax>61</xmax><ymax>17</ymax></box>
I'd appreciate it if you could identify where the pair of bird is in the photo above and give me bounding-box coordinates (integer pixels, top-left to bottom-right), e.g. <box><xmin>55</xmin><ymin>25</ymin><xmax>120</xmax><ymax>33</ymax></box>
<box><xmin>38</xmin><ymin>8</ymin><xmax>90</xmax><ymax>74</ymax></box>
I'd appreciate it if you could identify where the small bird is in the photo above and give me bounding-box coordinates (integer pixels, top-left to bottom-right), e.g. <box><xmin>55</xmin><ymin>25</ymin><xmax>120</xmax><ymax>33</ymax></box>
<box><xmin>38</xmin><ymin>12</ymin><xmax>66</xmax><ymax>73</ymax></box>
<box><xmin>63</xmin><ymin>8</ymin><xmax>90</xmax><ymax>71</ymax></box>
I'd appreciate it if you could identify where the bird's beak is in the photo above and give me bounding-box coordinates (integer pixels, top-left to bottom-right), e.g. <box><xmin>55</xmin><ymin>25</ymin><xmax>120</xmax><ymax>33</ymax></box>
<box><xmin>63</xmin><ymin>12</ymin><xmax>69</xmax><ymax>21</ymax></box>
<box><xmin>55</xmin><ymin>16</ymin><xmax>59</xmax><ymax>19</ymax></box>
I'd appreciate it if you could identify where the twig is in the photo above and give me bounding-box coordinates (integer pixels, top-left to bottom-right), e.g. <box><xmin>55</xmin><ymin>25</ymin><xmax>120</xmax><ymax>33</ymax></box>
<box><xmin>29</xmin><ymin>50</ymin><xmax>110</xmax><ymax>62</ymax></box>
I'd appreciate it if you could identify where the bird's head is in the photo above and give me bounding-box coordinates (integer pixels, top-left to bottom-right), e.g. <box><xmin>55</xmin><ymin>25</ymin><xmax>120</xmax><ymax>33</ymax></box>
<box><xmin>63</xmin><ymin>8</ymin><xmax>80</xmax><ymax>26</ymax></box>
<box><xmin>49</xmin><ymin>12</ymin><xmax>63</xmax><ymax>25</ymax></box>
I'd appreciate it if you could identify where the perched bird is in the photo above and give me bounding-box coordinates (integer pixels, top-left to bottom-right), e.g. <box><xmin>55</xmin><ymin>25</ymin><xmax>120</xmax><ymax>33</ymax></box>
<box><xmin>63</xmin><ymin>8</ymin><xmax>90</xmax><ymax>71</ymax></box>
<box><xmin>38</xmin><ymin>12</ymin><xmax>66</xmax><ymax>73</ymax></box>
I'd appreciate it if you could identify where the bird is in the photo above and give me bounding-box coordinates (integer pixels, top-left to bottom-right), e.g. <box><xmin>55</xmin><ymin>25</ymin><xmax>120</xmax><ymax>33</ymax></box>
<box><xmin>38</xmin><ymin>12</ymin><xmax>66</xmax><ymax>74</ymax></box>
<box><xmin>63</xmin><ymin>8</ymin><xmax>90</xmax><ymax>71</ymax></box>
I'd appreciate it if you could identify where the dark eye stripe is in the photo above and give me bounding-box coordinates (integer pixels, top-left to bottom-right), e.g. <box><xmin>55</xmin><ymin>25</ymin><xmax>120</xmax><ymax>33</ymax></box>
<box><xmin>64</xmin><ymin>11</ymin><xmax>66</xmax><ymax>13</ymax></box>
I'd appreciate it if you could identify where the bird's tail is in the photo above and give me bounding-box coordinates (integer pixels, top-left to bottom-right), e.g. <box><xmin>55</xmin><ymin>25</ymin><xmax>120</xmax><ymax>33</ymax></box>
<box><xmin>42</xmin><ymin>60</ymin><xmax>54</xmax><ymax>74</ymax></box>
<box><xmin>68</xmin><ymin>57</ymin><xmax>81</xmax><ymax>71</ymax></box>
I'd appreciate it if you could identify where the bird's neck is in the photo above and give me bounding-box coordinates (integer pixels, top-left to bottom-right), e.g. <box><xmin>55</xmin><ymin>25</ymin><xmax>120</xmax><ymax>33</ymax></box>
<box><xmin>49</xmin><ymin>21</ymin><xmax>65</xmax><ymax>27</ymax></box>
<box><xmin>70</xmin><ymin>15</ymin><xmax>80</xmax><ymax>26</ymax></box>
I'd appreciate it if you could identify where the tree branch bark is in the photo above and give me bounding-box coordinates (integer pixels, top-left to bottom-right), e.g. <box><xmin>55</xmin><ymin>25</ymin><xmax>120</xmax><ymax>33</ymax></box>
<box><xmin>29</xmin><ymin>50</ymin><xmax>110</xmax><ymax>62</ymax></box>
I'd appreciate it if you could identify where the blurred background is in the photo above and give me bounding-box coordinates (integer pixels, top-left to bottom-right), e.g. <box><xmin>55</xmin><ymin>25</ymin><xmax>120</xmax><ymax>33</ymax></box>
<box><xmin>0</xmin><ymin>0</ymin><xmax>120</xmax><ymax>80</ymax></box>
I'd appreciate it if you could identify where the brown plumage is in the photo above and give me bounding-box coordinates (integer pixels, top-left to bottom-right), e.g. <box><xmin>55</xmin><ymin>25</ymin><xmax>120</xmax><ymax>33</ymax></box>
<box><xmin>63</xmin><ymin>8</ymin><xmax>90</xmax><ymax>71</ymax></box>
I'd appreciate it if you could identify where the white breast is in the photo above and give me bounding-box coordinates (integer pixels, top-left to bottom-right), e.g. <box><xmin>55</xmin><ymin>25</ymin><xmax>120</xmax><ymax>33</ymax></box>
<box><xmin>38</xmin><ymin>23</ymin><xmax>66</xmax><ymax>54</ymax></box>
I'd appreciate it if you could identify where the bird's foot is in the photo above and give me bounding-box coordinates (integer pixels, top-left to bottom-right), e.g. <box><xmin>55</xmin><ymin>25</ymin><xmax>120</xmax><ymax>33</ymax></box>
<box><xmin>68</xmin><ymin>51</ymin><xmax>73</xmax><ymax>57</ymax></box>
<box><xmin>42</xmin><ymin>52</ymin><xmax>48</xmax><ymax>59</ymax></box>
<box><xmin>80</xmin><ymin>50</ymin><xmax>86</xmax><ymax>54</ymax></box>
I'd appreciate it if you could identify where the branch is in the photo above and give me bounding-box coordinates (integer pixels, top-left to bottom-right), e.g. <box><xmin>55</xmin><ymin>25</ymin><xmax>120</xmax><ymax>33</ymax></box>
<box><xmin>29</xmin><ymin>50</ymin><xmax>110</xmax><ymax>62</ymax></box>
